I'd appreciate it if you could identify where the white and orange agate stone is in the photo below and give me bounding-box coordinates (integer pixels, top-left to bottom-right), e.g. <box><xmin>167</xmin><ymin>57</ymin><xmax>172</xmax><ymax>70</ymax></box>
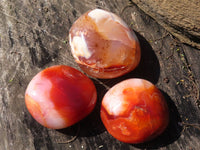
<box><xmin>69</xmin><ymin>9</ymin><xmax>141</xmax><ymax>79</ymax></box>
<box><xmin>100</xmin><ymin>79</ymin><xmax>169</xmax><ymax>143</ymax></box>
<box><xmin>25</xmin><ymin>65</ymin><xmax>97</xmax><ymax>129</ymax></box>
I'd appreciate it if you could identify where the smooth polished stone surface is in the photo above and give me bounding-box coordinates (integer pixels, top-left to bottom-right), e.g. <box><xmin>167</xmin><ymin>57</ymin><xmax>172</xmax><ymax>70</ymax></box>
<box><xmin>101</xmin><ymin>79</ymin><xmax>169</xmax><ymax>143</ymax></box>
<box><xmin>25</xmin><ymin>65</ymin><xmax>97</xmax><ymax>129</ymax></box>
<box><xmin>69</xmin><ymin>9</ymin><xmax>141</xmax><ymax>79</ymax></box>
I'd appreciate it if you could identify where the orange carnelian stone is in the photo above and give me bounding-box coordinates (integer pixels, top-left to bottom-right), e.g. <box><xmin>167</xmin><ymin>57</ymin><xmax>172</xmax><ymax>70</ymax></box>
<box><xmin>25</xmin><ymin>65</ymin><xmax>97</xmax><ymax>129</ymax></box>
<box><xmin>69</xmin><ymin>9</ymin><xmax>141</xmax><ymax>79</ymax></box>
<box><xmin>100</xmin><ymin>79</ymin><xmax>169</xmax><ymax>143</ymax></box>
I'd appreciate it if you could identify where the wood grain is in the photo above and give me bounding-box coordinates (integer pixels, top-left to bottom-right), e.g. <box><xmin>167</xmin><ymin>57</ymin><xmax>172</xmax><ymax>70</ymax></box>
<box><xmin>0</xmin><ymin>0</ymin><xmax>199</xmax><ymax>149</ymax></box>
<box><xmin>131</xmin><ymin>0</ymin><xmax>200</xmax><ymax>49</ymax></box>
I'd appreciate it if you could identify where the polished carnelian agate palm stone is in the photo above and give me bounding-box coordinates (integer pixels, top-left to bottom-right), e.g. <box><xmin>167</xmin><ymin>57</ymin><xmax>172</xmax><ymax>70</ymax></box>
<box><xmin>69</xmin><ymin>9</ymin><xmax>141</xmax><ymax>79</ymax></box>
<box><xmin>101</xmin><ymin>79</ymin><xmax>169</xmax><ymax>143</ymax></box>
<box><xmin>25</xmin><ymin>65</ymin><xmax>97</xmax><ymax>129</ymax></box>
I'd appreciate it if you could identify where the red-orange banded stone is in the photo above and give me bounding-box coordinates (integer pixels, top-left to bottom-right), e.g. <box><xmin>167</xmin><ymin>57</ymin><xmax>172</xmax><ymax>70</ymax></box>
<box><xmin>100</xmin><ymin>78</ymin><xmax>169</xmax><ymax>143</ymax></box>
<box><xmin>25</xmin><ymin>65</ymin><xmax>97</xmax><ymax>129</ymax></box>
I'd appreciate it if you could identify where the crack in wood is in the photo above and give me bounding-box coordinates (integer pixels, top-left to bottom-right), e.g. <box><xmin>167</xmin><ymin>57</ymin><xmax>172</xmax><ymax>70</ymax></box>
<box><xmin>8</xmin><ymin>27</ymin><xmax>14</xmax><ymax>48</ymax></box>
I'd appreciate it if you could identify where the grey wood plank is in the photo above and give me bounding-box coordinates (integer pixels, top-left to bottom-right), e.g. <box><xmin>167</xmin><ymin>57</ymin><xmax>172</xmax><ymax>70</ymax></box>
<box><xmin>0</xmin><ymin>0</ymin><xmax>199</xmax><ymax>149</ymax></box>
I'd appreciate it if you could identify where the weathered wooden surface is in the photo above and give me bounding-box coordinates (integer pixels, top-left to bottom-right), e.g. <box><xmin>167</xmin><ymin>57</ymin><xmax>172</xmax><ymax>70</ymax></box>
<box><xmin>131</xmin><ymin>0</ymin><xmax>200</xmax><ymax>49</ymax></box>
<box><xmin>0</xmin><ymin>0</ymin><xmax>199</xmax><ymax>150</ymax></box>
